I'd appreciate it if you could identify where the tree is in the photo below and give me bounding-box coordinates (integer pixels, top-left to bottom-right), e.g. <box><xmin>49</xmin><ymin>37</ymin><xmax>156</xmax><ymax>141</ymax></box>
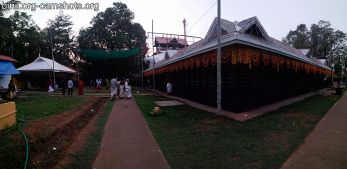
<box><xmin>309</xmin><ymin>21</ymin><xmax>337</xmax><ymax>58</ymax></box>
<box><xmin>45</xmin><ymin>11</ymin><xmax>74</xmax><ymax>65</ymax></box>
<box><xmin>8</xmin><ymin>11</ymin><xmax>42</xmax><ymax>63</ymax></box>
<box><xmin>0</xmin><ymin>10</ymin><xmax>43</xmax><ymax>65</ymax></box>
<box><xmin>78</xmin><ymin>2</ymin><xmax>146</xmax><ymax>50</ymax></box>
<box><xmin>283</xmin><ymin>24</ymin><xmax>310</xmax><ymax>49</ymax></box>
<box><xmin>283</xmin><ymin>20</ymin><xmax>347</xmax><ymax>78</ymax></box>
<box><xmin>77</xmin><ymin>2</ymin><xmax>147</xmax><ymax>78</ymax></box>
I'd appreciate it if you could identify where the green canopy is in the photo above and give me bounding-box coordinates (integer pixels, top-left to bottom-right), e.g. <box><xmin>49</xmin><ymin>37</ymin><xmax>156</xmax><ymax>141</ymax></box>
<box><xmin>80</xmin><ymin>48</ymin><xmax>139</xmax><ymax>60</ymax></box>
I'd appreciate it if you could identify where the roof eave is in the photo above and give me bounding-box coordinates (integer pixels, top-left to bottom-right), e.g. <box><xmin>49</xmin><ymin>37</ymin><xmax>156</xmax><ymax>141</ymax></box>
<box><xmin>146</xmin><ymin>37</ymin><xmax>331</xmax><ymax>72</ymax></box>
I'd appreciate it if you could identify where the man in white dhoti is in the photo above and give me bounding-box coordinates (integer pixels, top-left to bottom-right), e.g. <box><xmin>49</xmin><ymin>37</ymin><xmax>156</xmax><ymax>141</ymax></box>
<box><xmin>110</xmin><ymin>77</ymin><xmax>117</xmax><ymax>100</ymax></box>
<box><xmin>125</xmin><ymin>79</ymin><xmax>132</xmax><ymax>99</ymax></box>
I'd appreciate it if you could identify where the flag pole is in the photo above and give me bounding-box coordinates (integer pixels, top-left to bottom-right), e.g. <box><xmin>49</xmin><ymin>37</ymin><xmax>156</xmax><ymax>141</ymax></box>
<box><xmin>51</xmin><ymin>29</ymin><xmax>56</xmax><ymax>88</ymax></box>
<box><xmin>216</xmin><ymin>0</ymin><xmax>222</xmax><ymax>115</ymax></box>
<box><xmin>152</xmin><ymin>19</ymin><xmax>156</xmax><ymax>91</ymax></box>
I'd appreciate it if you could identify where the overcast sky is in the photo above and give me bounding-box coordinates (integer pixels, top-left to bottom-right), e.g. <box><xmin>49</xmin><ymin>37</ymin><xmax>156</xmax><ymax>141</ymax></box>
<box><xmin>6</xmin><ymin>0</ymin><xmax>347</xmax><ymax>42</ymax></box>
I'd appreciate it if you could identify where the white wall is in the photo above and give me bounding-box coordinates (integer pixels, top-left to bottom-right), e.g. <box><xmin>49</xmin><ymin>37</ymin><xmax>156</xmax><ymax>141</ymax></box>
<box><xmin>0</xmin><ymin>75</ymin><xmax>11</xmax><ymax>88</ymax></box>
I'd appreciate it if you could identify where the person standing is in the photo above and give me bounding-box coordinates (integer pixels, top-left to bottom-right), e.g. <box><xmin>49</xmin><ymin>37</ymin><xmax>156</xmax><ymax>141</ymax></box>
<box><xmin>7</xmin><ymin>79</ymin><xmax>16</xmax><ymax>100</ymax></box>
<box><xmin>95</xmin><ymin>78</ymin><xmax>99</xmax><ymax>89</ymax></box>
<box><xmin>125</xmin><ymin>80</ymin><xmax>132</xmax><ymax>99</ymax></box>
<box><xmin>96</xmin><ymin>79</ymin><xmax>102</xmax><ymax>90</ymax></box>
<box><xmin>67</xmin><ymin>78</ymin><xmax>74</xmax><ymax>96</ymax></box>
<box><xmin>110</xmin><ymin>77</ymin><xmax>117</xmax><ymax>100</ymax></box>
<box><xmin>105</xmin><ymin>78</ymin><xmax>110</xmax><ymax>89</ymax></box>
<box><xmin>166</xmin><ymin>81</ymin><xmax>173</xmax><ymax>95</ymax></box>
<box><xmin>78</xmin><ymin>79</ymin><xmax>84</xmax><ymax>95</ymax></box>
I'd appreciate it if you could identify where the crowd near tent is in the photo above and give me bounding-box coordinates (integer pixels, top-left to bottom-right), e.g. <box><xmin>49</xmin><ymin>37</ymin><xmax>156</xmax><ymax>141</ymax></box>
<box><xmin>144</xmin><ymin>16</ymin><xmax>332</xmax><ymax>112</ymax></box>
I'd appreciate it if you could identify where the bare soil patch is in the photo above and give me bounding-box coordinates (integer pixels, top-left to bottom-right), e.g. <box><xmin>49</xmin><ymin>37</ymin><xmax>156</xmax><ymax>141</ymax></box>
<box><xmin>24</xmin><ymin>97</ymin><xmax>106</xmax><ymax>169</ymax></box>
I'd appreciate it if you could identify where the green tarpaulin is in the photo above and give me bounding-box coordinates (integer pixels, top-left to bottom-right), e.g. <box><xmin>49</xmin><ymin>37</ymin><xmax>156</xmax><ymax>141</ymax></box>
<box><xmin>80</xmin><ymin>48</ymin><xmax>139</xmax><ymax>60</ymax></box>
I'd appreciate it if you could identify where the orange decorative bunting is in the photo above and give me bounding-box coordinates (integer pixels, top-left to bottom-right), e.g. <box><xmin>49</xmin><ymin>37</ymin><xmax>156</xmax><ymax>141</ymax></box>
<box><xmin>202</xmin><ymin>54</ymin><xmax>210</xmax><ymax>67</ymax></box>
<box><xmin>190</xmin><ymin>58</ymin><xmax>195</xmax><ymax>69</ymax></box>
<box><xmin>195</xmin><ymin>57</ymin><xmax>201</xmax><ymax>68</ymax></box>
<box><xmin>222</xmin><ymin>48</ymin><xmax>230</xmax><ymax>63</ymax></box>
<box><xmin>210</xmin><ymin>53</ymin><xmax>217</xmax><ymax>66</ymax></box>
<box><xmin>262</xmin><ymin>52</ymin><xmax>270</xmax><ymax>66</ymax></box>
<box><xmin>231</xmin><ymin>46</ymin><xmax>238</xmax><ymax>64</ymax></box>
<box><xmin>143</xmin><ymin>45</ymin><xmax>332</xmax><ymax>77</ymax></box>
<box><xmin>252</xmin><ymin>49</ymin><xmax>260</xmax><ymax>66</ymax></box>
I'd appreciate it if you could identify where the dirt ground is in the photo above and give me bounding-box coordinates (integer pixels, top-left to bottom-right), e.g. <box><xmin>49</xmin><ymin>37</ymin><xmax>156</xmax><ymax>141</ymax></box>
<box><xmin>22</xmin><ymin>96</ymin><xmax>107</xmax><ymax>169</ymax></box>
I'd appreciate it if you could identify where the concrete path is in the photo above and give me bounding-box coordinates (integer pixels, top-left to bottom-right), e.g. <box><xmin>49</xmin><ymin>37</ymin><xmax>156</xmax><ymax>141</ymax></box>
<box><xmin>281</xmin><ymin>91</ymin><xmax>347</xmax><ymax>169</ymax></box>
<box><xmin>149</xmin><ymin>89</ymin><xmax>327</xmax><ymax>121</ymax></box>
<box><xmin>93</xmin><ymin>98</ymin><xmax>171</xmax><ymax>169</ymax></box>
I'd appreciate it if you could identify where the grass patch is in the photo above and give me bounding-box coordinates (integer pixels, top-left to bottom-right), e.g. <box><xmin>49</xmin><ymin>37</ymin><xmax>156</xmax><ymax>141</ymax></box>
<box><xmin>64</xmin><ymin>100</ymin><xmax>114</xmax><ymax>169</ymax></box>
<box><xmin>132</xmin><ymin>86</ymin><xmax>152</xmax><ymax>94</ymax></box>
<box><xmin>16</xmin><ymin>93</ymin><xmax>88</xmax><ymax>120</ymax></box>
<box><xmin>134</xmin><ymin>93</ymin><xmax>342</xmax><ymax>169</ymax></box>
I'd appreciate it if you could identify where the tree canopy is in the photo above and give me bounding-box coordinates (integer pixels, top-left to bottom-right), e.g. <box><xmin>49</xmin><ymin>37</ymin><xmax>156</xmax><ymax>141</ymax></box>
<box><xmin>77</xmin><ymin>2</ymin><xmax>147</xmax><ymax>78</ymax></box>
<box><xmin>0</xmin><ymin>10</ymin><xmax>43</xmax><ymax>64</ymax></box>
<box><xmin>78</xmin><ymin>2</ymin><xmax>146</xmax><ymax>50</ymax></box>
<box><xmin>44</xmin><ymin>11</ymin><xmax>74</xmax><ymax>65</ymax></box>
<box><xmin>283</xmin><ymin>20</ymin><xmax>347</xmax><ymax>74</ymax></box>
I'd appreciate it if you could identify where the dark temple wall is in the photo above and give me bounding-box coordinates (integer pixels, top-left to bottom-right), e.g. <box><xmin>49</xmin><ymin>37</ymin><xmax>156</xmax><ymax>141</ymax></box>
<box><xmin>147</xmin><ymin>45</ymin><xmax>327</xmax><ymax>113</ymax></box>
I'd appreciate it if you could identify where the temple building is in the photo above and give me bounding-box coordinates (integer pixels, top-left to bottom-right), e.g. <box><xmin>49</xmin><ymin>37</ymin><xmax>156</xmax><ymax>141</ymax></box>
<box><xmin>144</xmin><ymin>17</ymin><xmax>332</xmax><ymax>112</ymax></box>
<box><xmin>145</xmin><ymin>36</ymin><xmax>188</xmax><ymax>67</ymax></box>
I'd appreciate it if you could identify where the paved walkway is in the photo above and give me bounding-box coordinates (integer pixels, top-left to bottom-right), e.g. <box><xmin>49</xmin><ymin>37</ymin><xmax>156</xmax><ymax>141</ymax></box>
<box><xmin>92</xmin><ymin>98</ymin><xmax>171</xmax><ymax>169</ymax></box>
<box><xmin>281</xmin><ymin>91</ymin><xmax>347</xmax><ymax>169</ymax></box>
<box><xmin>150</xmin><ymin>89</ymin><xmax>327</xmax><ymax>121</ymax></box>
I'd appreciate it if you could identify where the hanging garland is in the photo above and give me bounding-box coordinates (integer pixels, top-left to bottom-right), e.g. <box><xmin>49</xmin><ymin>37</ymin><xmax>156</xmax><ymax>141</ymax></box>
<box><xmin>195</xmin><ymin>57</ymin><xmax>201</xmax><ymax>68</ymax></box>
<box><xmin>271</xmin><ymin>54</ymin><xmax>278</xmax><ymax>69</ymax></box>
<box><xmin>291</xmin><ymin>59</ymin><xmax>296</xmax><ymax>71</ymax></box>
<box><xmin>238</xmin><ymin>46</ymin><xmax>245</xmax><ymax>64</ymax></box>
<box><xmin>252</xmin><ymin>49</ymin><xmax>261</xmax><ymax>66</ymax></box>
<box><xmin>231</xmin><ymin>46</ymin><xmax>238</xmax><ymax>65</ymax></box>
<box><xmin>189</xmin><ymin>58</ymin><xmax>195</xmax><ymax>69</ymax></box>
<box><xmin>210</xmin><ymin>53</ymin><xmax>217</xmax><ymax>66</ymax></box>
<box><xmin>184</xmin><ymin>59</ymin><xmax>189</xmax><ymax>69</ymax></box>
<box><xmin>295</xmin><ymin>61</ymin><xmax>300</xmax><ymax>73</ymax></box>
<box><xmin>285</xmin><ymin>58</ymin><xmax>291</xmax><ymax>68</ymax></box>
<box><xmin>179</xmin><ymin>61</ymin><xmax>184</xmax><ymax>70</ymax></box>
<box><xmin>278</xmin><ymin>56</ymin><xmax>285</xmax><ymax>67</ymax></box>
<box><xmin>222</xmin><ymin>48</ymin><xmax>230</xmax><ymax>63</ymax></box>
<box><xmin>262</xmin><ymin>52</ymin><xmax>270</xmax><ymax>66</ymax></box>
<box><xmin>174</xmin><ymin>63</ymin><xmax>179</xmax><ymax>71</ymax></box>
<box><xmin>243</xmin><ymin>47</ymin><xmax>251</xmax><ymax>64</ymax></box>
<box><xmin>202</xmin><ymin>54</ymin><xmax>210</xmax><ymax>67</ymax></box>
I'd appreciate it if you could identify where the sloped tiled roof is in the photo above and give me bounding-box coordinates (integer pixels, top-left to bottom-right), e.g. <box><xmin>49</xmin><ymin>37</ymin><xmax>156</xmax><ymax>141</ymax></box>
<box><xmin>147</xmin><ymin>17</ymin><xmax>330</xmax><ymax>71</ymax></box>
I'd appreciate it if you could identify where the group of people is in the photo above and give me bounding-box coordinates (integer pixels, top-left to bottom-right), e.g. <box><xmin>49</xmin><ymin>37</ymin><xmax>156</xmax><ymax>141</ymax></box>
<box><xmin>110</xmin><ymin>77</ymin><xmax>132</xmax><ymax>100</ymax></box>
<box><xmin>48</xmin><ymin>78</ymin><xmax>83</xmax><ymax>96</ymax></box>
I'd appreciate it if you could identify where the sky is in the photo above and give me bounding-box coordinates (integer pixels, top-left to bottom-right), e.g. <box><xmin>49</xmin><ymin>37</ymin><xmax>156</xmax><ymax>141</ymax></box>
<box><xmin>4</xmin><ymin>0</ymin><xmax>347</xmax><ymax>44</ymax></box>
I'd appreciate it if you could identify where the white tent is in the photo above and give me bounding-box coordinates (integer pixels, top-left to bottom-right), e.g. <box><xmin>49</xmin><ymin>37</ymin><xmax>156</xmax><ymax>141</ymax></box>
<box><xmin>18</xmin><ymin>56</ymin><xmax>76</xmax><ymax>73</ymax></box>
